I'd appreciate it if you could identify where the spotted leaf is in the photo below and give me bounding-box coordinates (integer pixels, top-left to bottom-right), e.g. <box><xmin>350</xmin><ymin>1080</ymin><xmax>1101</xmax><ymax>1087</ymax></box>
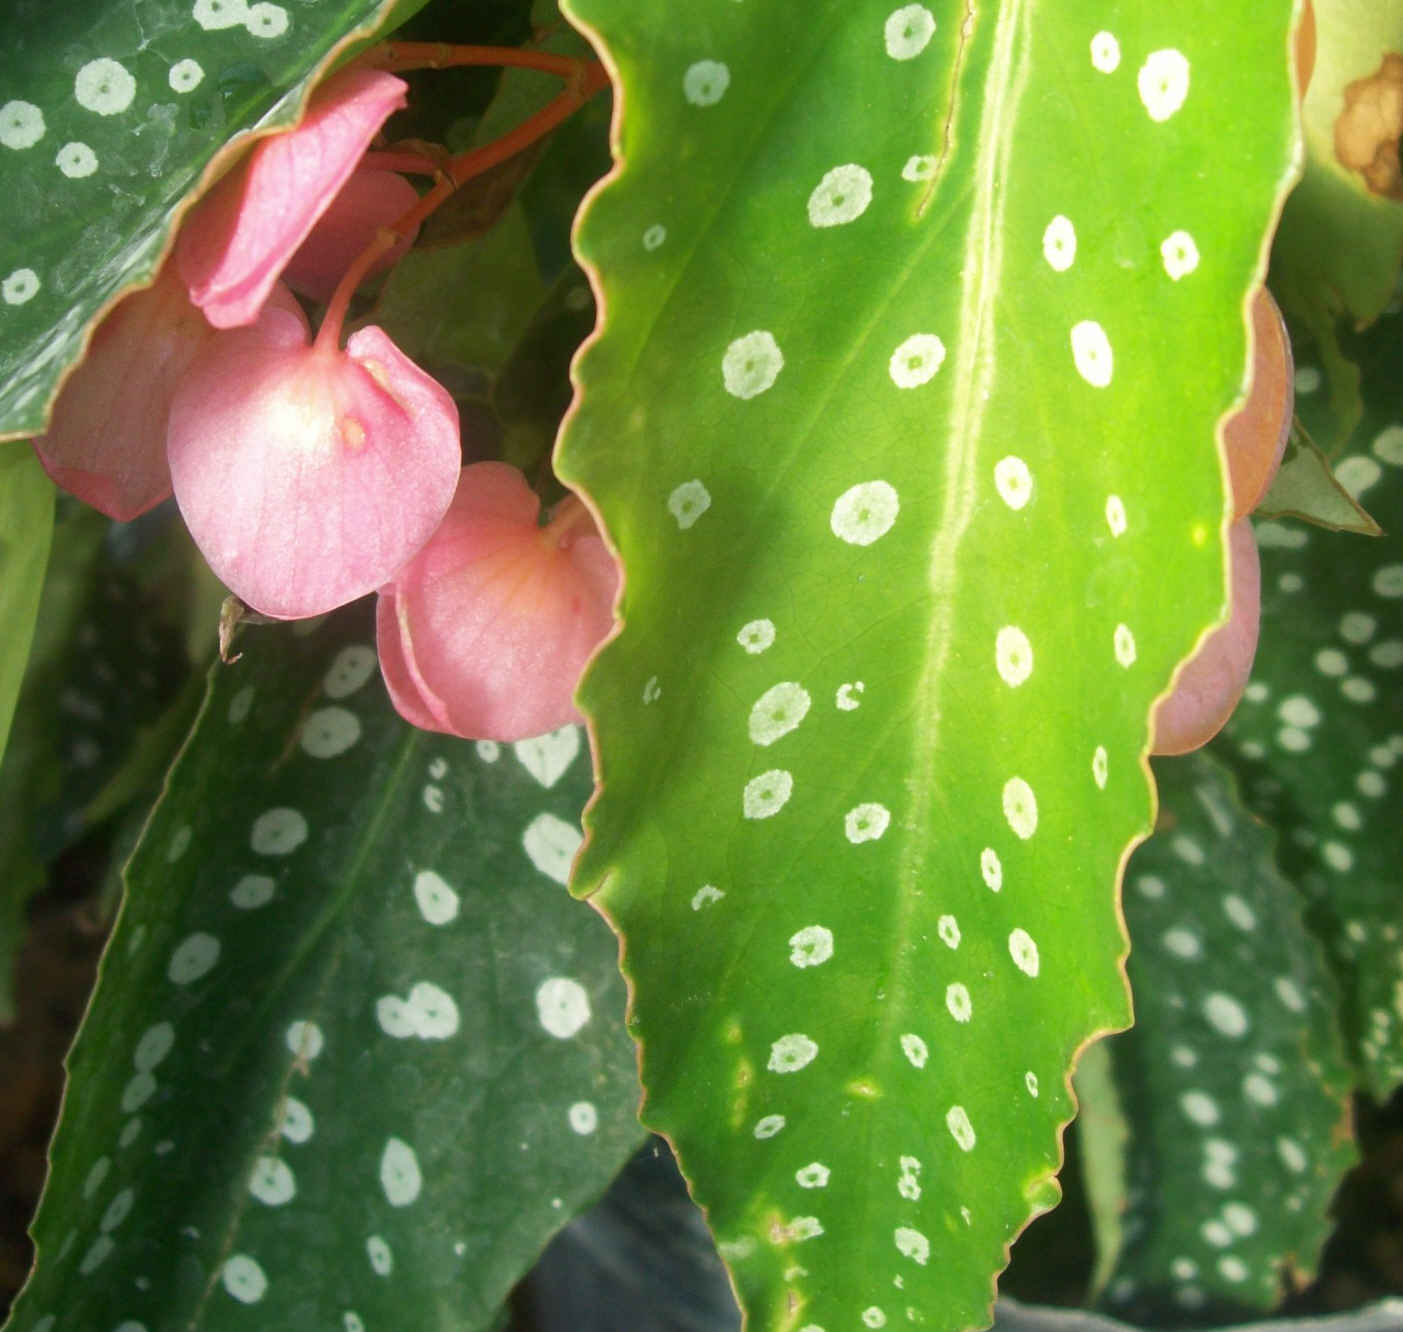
<box><xmin>1085</xmin><ymin>752</ymin><xmax>1354</xmax><ymax>1324</ymax></box>
<box><xmin>4</xmin><ymin>606</ymin><xmax>642</xmax><ymax>1332</ymax></box>
<box><xmin>1221</xmin><ymin>303</ymin><xmax>1403</xmax><ymax>1101</ymax></box>
<box><xmin>0</xmin><ymin>0</ymin><xmax>411</xmax><ymax>437</ymax></box>
<box><xmin>556</xmin><ymin>1</ymin><xmax>1299</xmax><ymax>1327</ymax></box>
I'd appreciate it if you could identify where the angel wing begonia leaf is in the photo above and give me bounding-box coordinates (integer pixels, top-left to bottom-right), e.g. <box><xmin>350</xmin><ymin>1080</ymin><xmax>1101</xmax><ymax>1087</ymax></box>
<box><xmin>167</xmin><ymin>313</ymin><xmax>460</xmax><ymax>619</ymax></box>
<box><xmin>176</xmin><ymin>66</ymin><xmax>409</xmax><ymax>328</ymax></box>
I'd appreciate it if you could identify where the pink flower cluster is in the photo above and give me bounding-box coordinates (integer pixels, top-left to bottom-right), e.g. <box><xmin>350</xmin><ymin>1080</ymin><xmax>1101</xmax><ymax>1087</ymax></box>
<box><xmin>33</xmin><ymin>67</ymin><xmax>617</xmax><ymax>742</ymax></box>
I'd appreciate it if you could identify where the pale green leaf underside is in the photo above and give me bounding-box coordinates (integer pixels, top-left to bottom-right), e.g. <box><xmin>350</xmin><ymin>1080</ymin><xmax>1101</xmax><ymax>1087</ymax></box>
<box><xmin>4</xmin><ymin>608</ymin><xmax>641</xmax><ymax>1332</ymax></box>
<box><xmin>0</xmin><ymin>0</ymin><xmax>398</xmax><ymax>437</ymax></box>
<box><xmin>558</xmin><ymin>1</ymin><xmax>1296</xmax><ymax>1328</ymax></box>
<box><xmin>1257</xmin><ymin>424</ymin><xmax>1383</xmax><ymax>534</ymax></box>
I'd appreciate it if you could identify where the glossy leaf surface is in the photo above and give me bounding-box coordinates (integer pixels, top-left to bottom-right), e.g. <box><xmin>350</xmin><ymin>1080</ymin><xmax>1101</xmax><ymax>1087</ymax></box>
<box><xmin>4</xmin><ymin>607</ymin><xmax>641</xmax><ymax>1332</ymax></box>
<box><xmin>0</xmin><ymin>0</ymin><xmax>398</xmax><ymax>436</ymax></box>
<box><xmin>557</xmin><ymin>1</ymin><xmax>1297</xmax><ymax>1326</ymax></box>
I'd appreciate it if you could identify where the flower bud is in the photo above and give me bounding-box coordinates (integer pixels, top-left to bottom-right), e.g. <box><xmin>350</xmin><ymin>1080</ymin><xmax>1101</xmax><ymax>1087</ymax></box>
<box><xmin>377</xmin><ymin>462</ymin><xmax>619</xmax><ymax>742</ymax></box>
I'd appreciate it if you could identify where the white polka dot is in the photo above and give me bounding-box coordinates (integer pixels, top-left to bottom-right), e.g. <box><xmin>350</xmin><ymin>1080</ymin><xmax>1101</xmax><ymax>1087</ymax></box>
<box><xmin>279</xmin><ymin>1096</ymin><xmax>314</xmax><ymax>1142</ymax></box>
<box><xmin>901</xmin><ymin>154</ymin><xmax>937</xmax><ymax>181</ymax></box>
<box><xmin>1138</xmin><ymin>49</ymin><xmax>1190</xmax><ymax>121</ymax></box>
<box><xmin>1280</xmin><ymin>571</ymin><xmax>1305</xmax><ymax>593</ymax></box>
<box><xmin>1</xmin><ymin>100</ymin><xmax>45</xmax><ymax>149</ymax></box>
<box><xmin>1277</xmin><ymin>1136</ymin><xmax>1307</xmax><ymax>1172</ymax></box>
<box><xmin>1244</xmin><ymin>1072</ymin><xmax>1279</xmax><ymax>1106</ymax></box>
<box><xmin>888</xmin><ymin>332</ymin><xmax>946</xmax><ymax>387</ymax></box>
<box><xmin>1338</xmin><ymin>455</ymin><xmax>1382</xmax><ymax>497</ymax></box>
<box><xmin>3</xmin><ymin>269</ymin><xmax>40</xmax><ymax>305</ymax></box>
<box><xmin>285</xmin><ymin>1020</ymin><xmax>324</xmax><ymax>1060</ymax></box>
<box><xmin>863</xmin><ymin>1307</ymin><xmax>888</xmax><ymax>1329</ymax></box>
<box><xmin>168</xmin><ymin>932</ymin><xmax>220</xmax><ymax>985</ymax></box>
<box><xmin>980</xmin><ymin>846</ymin><xmax>1002</xmax><ymax>891</ymax></box>
<box><xmin>1274</xmin><ymin>976</ymin><xmax>1307</xmax><ymax>1012</ymax></box>
<box><xmin>753</xmin><ymin>1114</ymin><xmax>786</xmax><ymax>1139</ymax></box>
<box><xmin>1322</xmin><ymin>840</ymin><xmax>1354</xmax><ymax>871</ymax></box>
<box><xmin>194</xmin><ymin>0</ymin><xmax>250</xmax><ymax>29</ymax></box>
<box><xmin>249</xmin><ymin>1156</ymin><xmax>296</xmax><ymax>1206</ymax></box>
<box><xmin>250</xmin><ymin>807</ymin><xmax>308</xmax><ymax>856</ymax></box>
<box><xmin>169</xmin><ymin>59</ymin><xmax>204</xmax><ymax>93</ymax></box>
<box><xmin>1092</xmin><ymin>745</ymin><xmax>1109</xmax><ymax>789</ymax></box>
<box><xmin>642</xmin><ymin>223</ymin><xmax>666</xmax><ymax>250</ymax></box>
<box><xmin>1071</xmin><ymin>320</ymin><xmax>1114</xmax><ymax>387</ymax></box>
<box><xmin>994</xmin><ymin>456</ymin><xmax>1032</xmax><ymax>509</ymax></box>
<box><xmin>1025</xmin><ymin>1070</ymin><xmax>1039</xmax><ymax>1097</ymax></box>
<box><xmin>1008</xmin><ymin>928</ymin><xmax>1040</xmax><ymax>977</ymax></box>
<box><xmin>536</xmin><ymin>977</ymin><xmax>591</xmax><ymax>1039</ymax></box>
<box><xmin>522</xmin><ymin>811</ymin><xmax>582</xmax><ymax>885</ymax></box>
<box><xmin>1315</xmin><ymin>648</ymin><xmax>1349</xmax><ymax>677</ymax></box>
<box><xmin>1114</xmin><ymin>623</ymin><xmax>1136</xmax><ymax>667</ymax></box>
<box><xmin>937</xmin><ymin>914</ymin><xmax>960</xmax><ymax>948</ymax></box>
<box><xmin>379</xmin><ymin>1137</ymin><xmax>422</xmax><ymax>1206</ymax></box>
<box><xmin>783</xmin><ymin>1215</ymin><xmax>824</xmax><ymax>1242</ymax></box>
<box><xmin>1255</xmin><ymin>521</ymin><xmax>1307</xmax><ymax>549</ymax></box>
<box><xmin>475</xmin><ymin>740</ymin><xmax>500</xmax><ymax>762</ymax></box>
<box><xmin>995</xmin><ymin>625</ymin><xmax>1033</xmax><ymax>686</ymax></box>
<box><xmin>1180</xmin><ymin>1090</ymin><xmax>1220</xmax><ymax>1125</ymax></box>
<box><xmin>768</xmin><ymin>1033</ymin><xmax>818</xmax><ymax>1073</ymax></box>
<box><xmin>229</xmin><ymin>874</ymin><xmax>275</xmax><ymax>909</ymax></box>
<box><xmin>1002</xmin><ymin>777</ymin><xmax>1037</xmax><ymax>839</ymax></box>
<box><xmin>1357</xmin><ymin>769</ymin><xmax>1387</xmax><ymax>797</ymax></box>
<box><xmin>56</xmin><ymin>142</ymin><xmax>97</xmax><ymax>178</ymax></box>
<box><xmin>1201</xmin><ymin>1219</ymin><xmax>1232</xmax><ymax>1247</ymax></box>
<box><xmin>413</xmin><ymin>869</ymin><xmax>459</xmax><ymax>925</ymax></box>
<box><xmin>1278</xmin><ymin>726</ymin><xmax>1312</xmax><ymax>752</ymax></box>
<box><xmin>844</xmin><ymin>802</ymin><xmax>890</xmax><ymax>843</ymax></box>
<box><xmin>683</xmin><ymin>60</ymin><xmax>730</xmax><ymax>106</ymax></box>
<box><xmin>789</xmin><ymin>924</ymin><xmax>834</xmax><ymax>967</ymax></box>
<box><xmin>1042</xmin><ymin>215</ymin><xmax>1076</xmax><ymax>271</ymax></box>
<box><xmin>945</xmin><ymin>982</ymin><xmax>972</xmax><ymax>1022</ymax></box>
<box><xmin>1373</xmin><ymin>564</ymin><xmax>1403</xmax><ymax>598</ymax></box>
<box><xmin>894</xmin><ymin>1225</ymin><xmax>931</xmax><ymax>1265</ymax></box>
<box><xmin>568</xmin><ymin>1101</ymin><xmax>598</xmax><ymax>1134</ymax></box>
<box><xmin>1137</xmin><ymin>874</ymin><xmax>1166</xmax><ymax>899</ymax></box>
<box><xmin>1104</xmin><ymin>494</ymin><xmax>1127</xmax><ymax>537</ymax></box>
<box><xmin>75</xmin><ymin>59</ymin><xmax>137</xmax><ymax>116</ymax></box>
<box><xmin>324</xmin><ymin>644</ymin><xmax>377</xmax><ymax>697</ymax></box>
<box><xmin>1161</xmin><ymin>231</ymin><xmax>1200</xmax><ymax>280</ymax></box>
<box><xmin>245</xmin><ymin>2</ymin><xmax>288</xmax><ymax>37</ymax></box>
<box><xmin>1163</xmin><ymin>928</ymin><xmax>1202</xmax><ymax>959</ymax></box>
<box><xmin>119</xmin><ymin>1119</ymin><xmax>142</xmax><ymax>1149</ymax></box>
<box><xmin>796</xmin><ymin>1162</ymin><xmax>830</xmax><ymax>1188</ymax></box>
<box><xmin>722</xmin><ymin>330</ymin><xmax>783</xmax><ymax>399</ymax></box>
<box><xmin>900</xmin><ymin>1033</ymin><xmax>928</xmax><ymax>1068</ymax></box>
<box><xmin>1370</xmin><ymin>640</ymin><xmax>1403</xmax><ymax>669</ymax></box>
<box><xmin>1222</xmin><ymin>894</ymin><xmax>1257</xmax><ymax>930</ymax></box>
<box><xmin>221</xmin><ymin>1254</ymin><xmax>268</xmax><ymax>1304</ymax></box>
<box><xmin>946</xmin><ymin>1105</ymin><xmax>976</xmax><ymax>1151</ymax></box>
<box><xmin>830</xmin><ymin>479</ymin><xmax>900</xmax><ymax>545</ymax></box>
<box><xmin>1204</xmin><ymin>991</ymin><xmax>1249</xmax><ymax>1037</ymax></box>
<box><xmin>300</xmin><ymin>706</ymin><xmax>361</xmax><ymax>758</ymax></box>
<box><xmin>836</xmin><ymin>681</ymin><xmax>864</xmax><ymax>710</ymax></box>
<box><xmin>668</xmin><ymin>480</ymin><xmax>711</xmax><ymax>529</ymax></box>
<box><xmin>743</xmin><ymin>769</ymin><xmax>793</xmax><ymax>819</ymax></box>
<box><xmin>1176</xmin><ymin>836</ymin><xmax>1205</xmax><ymax>866</ymax></box>
<box><xmin>885</xmin><ymin>5</ymin><xmax>935</xmax><ymax>59</ymax></box>
<box><xmin>83</xmin><ymin>1156</ymin><xmax>111</xmax><ymax>1198</ymax></box>
<box><xmin>737</xmin><ymin>618</ymin><xmax>776</xmax><ymax>653</ymax></box>
<box><xmin>749</xmin><ymin>681</ymin><xmax>811</xmax><ymax>746</ymax></box>
<box><xmin>79</xmin><ymin>1235</ymin><xmax>114</xmax><ymax>1274</ymax></box>
<box><xmin>134</xmin><ymin>1022</ymin><xmax>174</xmax><ymax>1072</ymax></box>
<box><xmin>1342</xmin><ymin>675</ymin><xmax>1377</xmax><ymax>703</ymax></box>
<box><xmin>691</xmin><ymin>883</ymin><xmax>724</xmax><ymax>910</ymax></box>
<box><xmin>807</xmin><ymin>163</ymin><xmax>874</xmax><ymax>227</ymax></box>
<box><xmin>513</xmin><ymin>724</ymin><xmax>580</xmax><ymax>788</ymax></box>
<box><xmin>1090</xmin><ymin>31</ymin><xmax>1120</xmax><ymax>73</ymax></box>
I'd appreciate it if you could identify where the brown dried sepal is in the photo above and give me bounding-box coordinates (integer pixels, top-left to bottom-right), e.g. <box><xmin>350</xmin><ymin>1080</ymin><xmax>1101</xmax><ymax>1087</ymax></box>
<box><xmin>1334</xmin><ymin>52</ymin><xmax>1403</xmax><ymax>199</ymax></box>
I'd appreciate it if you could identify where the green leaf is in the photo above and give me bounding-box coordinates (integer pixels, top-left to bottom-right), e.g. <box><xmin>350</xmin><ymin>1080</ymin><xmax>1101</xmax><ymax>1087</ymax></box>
<box><xmin>0</xmin><ymin>445</ymin><xmax>53</xmax><ymax>763</ymax></box>
<box><xmin>1220</xmin><ymin>305</ymin><xmax>1403</xmax><ymax>1101</ymax></box>
<box><xmin>0</xmin><ymin>0</ymin><xmax>402</xmax><ymax>438</ymax></box>
<box><xmin>1257</xmin><ymin>422</ymin><xmax>1383</xmax><ymax>534</ymax></box>
<box><xmin>4</xmin><ymin>606</ymin><xmax>642</xmax><ymax>1332</ymax></box>
<box><xmin>1086</xmin><ymin>752</ymin><xmax>1354</xmax><ymax>1324</ymax></box>
<box><xmin>556</xmin><ymin>1</ymin><xmax>1298</xmax><ymax>1326</ymax></box>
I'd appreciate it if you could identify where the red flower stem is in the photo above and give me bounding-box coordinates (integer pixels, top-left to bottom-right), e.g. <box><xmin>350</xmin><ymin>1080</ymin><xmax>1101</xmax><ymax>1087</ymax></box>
<box><xmin>359</xmin><ymin>150</ymin><xmax>443</xmax><ymax>176</ymax></box>
<box><xmin>356</xmin><ymin>42</ymin><xmax>585</xmax><ymax>81</ymax></box>
<box><xmin>316</xmin><ymin>60</ymin><xmax>610</xmax><ymax>353</ymax></box>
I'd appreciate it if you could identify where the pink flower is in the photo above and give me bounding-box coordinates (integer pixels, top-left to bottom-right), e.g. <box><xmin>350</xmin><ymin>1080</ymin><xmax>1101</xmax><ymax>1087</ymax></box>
<box><xmin>177</xmin><ymin>67</ymin><xmax>409</xmax><ymax>328</ymax></box>
<box><xmin>377</xmin><ymin>462</ymin><xmax>620</xmax><ymax>742</ymax></box>
<box><xmin>31</xmin><ymin>267</ymin><xmax>303</xmax><ymax>521</ymax></box>
<box><xmin>283</xmin><ymin>167</ymin><xmax>420</xmax><ymax>304</ymax></box>
<box><xmin>167</xmin><ymin>308</ymin><xmax>461</xmax><ymax>619</ymax></box>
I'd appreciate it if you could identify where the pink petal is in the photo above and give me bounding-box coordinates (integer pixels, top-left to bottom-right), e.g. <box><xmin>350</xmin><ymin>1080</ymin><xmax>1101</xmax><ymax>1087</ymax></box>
<box><xmin>32</xmin><ymin>270</ymin><xmax>303</xmax><ymax>521</ymax></box>
<box><xmin>283</xmin><ymin>168</ymin><xmax>420</xmax><ymax>304</ymax></box>
<box><xmin>167</xmin><ymin>322</ymin><xmax>461</xmax><ymax>619</ymax></box>
<box><xmin>377</xmin><ymin>462</ymin><xmax>620</xmax><ymax>742</ymax></box>
<box><xmin>1151</xmin><ymin>519</ymin><xmax>1262</xmax><ymax>755</ymax></box>
<box><xmin>177</xmin><ymin>68</ymin><xmax>408</xmax><ymax>328</ymax></box>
